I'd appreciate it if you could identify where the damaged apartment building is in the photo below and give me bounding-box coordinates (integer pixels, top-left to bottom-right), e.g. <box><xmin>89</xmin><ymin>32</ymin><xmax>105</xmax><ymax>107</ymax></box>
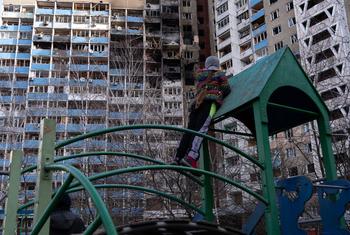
<box><xmin>0</xmin><ymin>0</ymin><xmax>200</xmax><ymax>223</ymax></box>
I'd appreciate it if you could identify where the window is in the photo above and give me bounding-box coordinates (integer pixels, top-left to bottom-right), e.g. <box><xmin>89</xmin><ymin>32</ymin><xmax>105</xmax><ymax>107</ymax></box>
<box><xmin>237</xmin><ymin>11</ymin><xmax>249</xmax><ymax>24</ymax></box>
<box><xmin>314</xmin><ymin>48</ymin><xmax>334</xmax><ymax>63</ymax></box>
<box><xmin>286</xmin><ymin>1</ymin><xmax>294</xmax><ymax>11</ymax></box>
<box><xmin>288</xmin><ymin>17</ymin><xmax>296</xmax><ymax>27</ymax></box>
<box><xmin>236</xmin><ymin>0</ymin><xmax>247</xmax><ymax>9</ymax></box>
<box><xmin>270</xmin><ymin>0</ymin><xmax>278</xmax><ymax>4</ymax></box>
<box><xmin>307</xmin><ymin>164</ymin><xmax>315</xmax><ymax>173</ymax></box>
<box><xmin>305</xmin><ymin>143</ymin><xmax>312</xmax><ymax>153</ymax></box>
<box><xmin>217</xmin><ymin>16</ymin><xmax>229</xmax><ymax>29</ymax></box>
<box><xmin>250</xmin><ymin>172</ymin><xmax>260</xmax><ymax>182</ymax></box>
<box><xmin>289</xmin><ymin>166</ymin><xmax>298</xmax><ymax>176</ymax></box>
<box><xmin>274</xmin><ymin>41</ymin><xmax>284</xmax><ymax>51</ymax></box>
<box><xmin>217</xmin><ymin>2</ymin><xmax>228</xmax><ymax>15</ymax></box>
<box><xmin>303</xmin><ymin>123</ymin><xmax>310</xmax><ymax>133</ymax></box>
<box><xmin>183</xmin><ymin>0</ymin><xmax>190</xmax><ymax>7</ymax></box>
<box><xmin>272</xmin><ymin>25</ymin><xmax>282</xmax><ymax>35</ymax></box>
<box><xmin>227</xmin><ymin>155</ymin><xmax>239</xmax><ymax>166</ymax></box>
<box><xmin>291</xmin><ymin>34</ymin><xmax>298</xmax><ymax>44</ymax></box>
<box><xmin>311</xmin><ymin>29</ymin><xmax>331</xmax><ymax>45</ymax></box>
<box><xmin>183</xmin><ymin>13</ymin><xmax>192</xmax><ymax>20</ymax></box>
<box><xmin>254</xmin><ymin>31</ymin><xmax>267</xmax><ymax>44</ymax></box>
<box><xmin>270</xmin><ymin>9</ymin><xmax>279</xmax><ymax>20</ymax></box>
<box><xmin>286</xmin><ymin>147</ymin><xmax>296</xmax><ymax>158</ymax></box>
<box><xmin>284</xmin><ymin>129</ymin><xmax>293</xmax><ymax>138</ymax></box>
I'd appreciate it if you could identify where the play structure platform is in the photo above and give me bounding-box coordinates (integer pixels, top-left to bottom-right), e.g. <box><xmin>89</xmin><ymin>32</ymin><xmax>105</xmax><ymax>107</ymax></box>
<box><xmin>2</xmin><ymin>48</ymin><xmax>350</xmax><ymax>234</ymax></box>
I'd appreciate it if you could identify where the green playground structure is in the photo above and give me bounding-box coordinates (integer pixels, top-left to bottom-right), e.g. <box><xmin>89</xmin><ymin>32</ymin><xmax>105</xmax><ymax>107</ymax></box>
<box><xmin>2</xmin><ymin>48</ymin><xmax>344</xmax><ymax>235</ymax></box>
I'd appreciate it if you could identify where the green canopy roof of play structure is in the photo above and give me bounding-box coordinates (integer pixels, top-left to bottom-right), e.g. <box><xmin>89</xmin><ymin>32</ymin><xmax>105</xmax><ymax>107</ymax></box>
<box><xmin>213</xmin><ymin>47</ymin><xmax>329</xmax><ymax>136</ymax></box>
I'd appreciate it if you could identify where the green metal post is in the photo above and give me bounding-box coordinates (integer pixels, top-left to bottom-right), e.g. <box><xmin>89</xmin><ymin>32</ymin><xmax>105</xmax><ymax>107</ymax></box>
<box><xmin>200</xmin><ymin>139</ymin><xmax>214</xmax><ymax>222</ymax></box>
<box><xmin>317</xmin><ymin>116</ymin><xmax>337</xmax><ymax>180</ymax></box>
<box><xmin>3</xmin><ymin>150</ymin><xmax>23</xmax><ymax>235</ymax></box>
<box><xmin>33</xmin><ymin>119</ymin><xmax>56</xmax><ymax>235</ymax></box>
<box><xmin>253</xmin><ymin>102</ymin><xmax>280</xmax><ymax>235</ymax></box>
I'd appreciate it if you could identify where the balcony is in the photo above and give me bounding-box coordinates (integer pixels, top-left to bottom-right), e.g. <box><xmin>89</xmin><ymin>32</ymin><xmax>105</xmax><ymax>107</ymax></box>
<box><xmin>0</xmin><ymin>39</ymin><xmax>17</xmax><ymax>45</ymax></box>
<box><xmin>91</xmin><ymin>10</ymin><xmax>109</xmax><ymax>16</ymax></box>
<box><xmin>2</xmin><ymin>12</ymin><xmax>34</xmax><ymax>18</ymax></box>
<box><xmin>52</xmin><ymin>49</ymin><xmax>69</xmax><ymax>57</ymax></box>
<box><xmin>252</xmin><ymin>24</ymin><xmax>266</xmax><ymax>37</ymax></box>
<box><xmin>23</xmin><ymin>140</ymin><xmax>39</xmax><ymax>149</ymax></box>
<box><xmin>27</xmin><ymin>93</ymin><xmax>49</xmax><ymax>100</ymax></box>
<box><xmin>18</xmin><ymin>39</ymin><xmax>31</xmax><ymax>45</ymax></box>
<box><xmin>218</xmin><ymin>38</ymin><xmax>231</xmax><ymax>51</ymax></box>
<box><xmin>54</xmin><ymin>22</ymin><xmax>71</xmax><ymax>28</ymax></box>
<box><xmin>34</xmin><ymin>21</ymin><xmax>53</xmax><ymax>28</ymax></box>
<box><xmin>72</xmin><ymin>10</ymin><xmax>89</xmax><ymax>15</ymax></box>
<box><xmin>53</xmin><ymin>35</ymin><xmax>71</xmax><ymax>42</ymax></box>
<box><xmin>128</xmin><ymin>16</ymin><xmax>143</xmax><ymax>23</ymax></box>
<box><xmin>65</xmin><ymin>124</ymin><xmax>85</xmax><ymax>133</ymax></box>
<box><xmin>90</xmin><ymin>51</ymin><xmax>108</xmax><ymax>57</ymax></box>
<box><xmin>0</xmin><ymin>66</ymin><xmax>14</xmax><ymax>73</ymax></box>
<box><xmin>90</xmin><ymin>37</ymin><xmax>108</xmax><ymax>43</ymax></box>
<box><xmin>33</xmin><ymin>35</ymin><xmax>52</xmax><ymax>42</ymax></box>
<box><xmin>251</xmin><ymin>9</ymin><xmax>264</xmax><ymax>22</ymax></box>
<box><xmin>16</xmin><ymin>53</ymin><xmax>31</xmax><ymax>59</ymax></box>
<box><xmin>31</xmin><ymin>63</ymin><xmax>50</xmax><ymax>70</ymax></box>
<box><xmin>55</xmin><ymin>9</ymin><xmax>72</xmax><ymax>15</ymax></box>
<box><xmin>36</xmin><ymin>8</ymin><xmax>54</xmax><ymax>15</ymax></box>
<box><xmin>237</xmin><ymin>18</ymin><xmax>250</xmax><ymax>30</ymax></box>
<box><xmin>239</xmin><ymin>34</ymin><xmax>251</xmax><ymax>45</ymax></box>
<box><xmin>71</xmin><ymin>36</ymin><xmax>89</xmax><ymax>43</ymax></box>
<box><xmin>240</xmin><ymin>47</ymin><xmax>253</xmax><ymax>59</ymax></box>
<box><xmin>19</xmin><ymin>25</ymin><xmax>32</xmax><ymax>31</ymax></box>
<box><xmin>32</xmin><ymin>49</ymin><xmax>51</xmax><ymax>56</ymax></box>
<box><xmin>70</xmin><ymin>64</ymin><xmax>89</xmax><ymax>71</ymax></box>
<box><xmin>250</xmin><ymin>0</ymin><xmax>262</xmax><ymax>7</ymax></box>
<box><xmin>15</xmin><ymin>67</ymin><xmax>29</xmax><ymax>74</ymax></box>
<box><xmin>0</xmin><ymin>52</ymin><xmax>16</xmax><ymax>59</ymax></box>
<box><xmin>254</xmin><ymin>39</ymin><xmax>268</xmax><ymax>51</ymax></box>
<box><xmin>161</xmin><ymin>12</ymin><xmax>179</xmax><ymax>19</ymax></box>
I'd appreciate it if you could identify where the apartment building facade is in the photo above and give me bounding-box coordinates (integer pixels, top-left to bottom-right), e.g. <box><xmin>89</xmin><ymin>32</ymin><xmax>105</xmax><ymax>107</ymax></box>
<box><xmin>0</xmin><ymin>0</ymin><xmax>200</xmax><ymax>224</ymax></box>
<box><xmin>294</xmin><ymin>0</ymin><xmax>350</xmax><ymax>177</ymax></box>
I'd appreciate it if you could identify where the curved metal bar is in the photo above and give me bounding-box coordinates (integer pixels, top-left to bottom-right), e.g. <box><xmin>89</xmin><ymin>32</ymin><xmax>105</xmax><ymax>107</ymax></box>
<box><xmin>68</xmin><ymin>165</ymin><xmax>267</xmax><ymax>204</ymax></box>
<box><xmin>31</xmin><ymin>174</ymin><xmax>74</xmax><ymax>235</ymax></box>
<box><xmin>84</xmin><ymin>215</ymin><xmax>102</xmax><ymax>235</ymax></box>
<box><xmin>44</xmin><ymin>164</ymin><xmax>118</xmax><ymax>235</ymax></box>
<box><xmin>66</xmin><ymin>184</ymin><xmax>205</xmax><ymax>215</ymax></box>
<box><xmin>21</xmin><ymin>152</ymin><xmax>203</xmax><ymax>186</ymax></box>
<box><xmin>55</xmin><ymin>124</ymin><xmax>263</xmax><ymax>169</ymax></box>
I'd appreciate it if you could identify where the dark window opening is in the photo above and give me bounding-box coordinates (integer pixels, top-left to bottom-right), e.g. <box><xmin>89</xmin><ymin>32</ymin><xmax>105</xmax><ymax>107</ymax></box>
<box><xmin>307</xmin><ymin>164</ymin><xmax>315</xmax><ymax>173</ymax></box>
<box><xmin>304</xmin><ymin>38</ymin><xmax>310</xmax><ymax>46</ymax></box>
<box><xmin>330</xmin><ymin>109</ymin><xmax>343</xmax><ymax>121</ymax></box>
<box><xmin>327</xmin><ymin>7</ymin><xmax>333</xmax><ymax>15</ymax></box>
<box><xmin>332</xmin><ymin>130</ymin><xmax>347</xmax><ymax>142</ymax></box>
<box><xmin>314</xmin><ymin>48</ymin><xmax>333</xmax><ymax>63</ymax></box>
<box><xmin>336</xmin><ymin>64</ymin><xmax>343</xmax><ymax>73</ymax></box>
<box><xmin>307</xmin><ymin>0</ymin><xmax>325</xmax><ymax>10</ymax></box>
<box><xmin>317</xmin><ymin>68</ymin><xmax>336</xmax><ymax>82</ymax></box>
<box><xmin>309</xmin><ymin>11</ymin><xmax>328</xmax><ymax>27</ymax></box>
<box><xmin>311</xmin><ymin>29</ymin><xmax>331</xmax><ymax>45</ymax></box>
<box><xmin>320</xmin><ymin>88</ymin><xmax>340</xmax><ymax>101</ymax></box>
<box><xmin>333</xmin><ymin>44</ymin><xmax>339</xmax><ymax>53</ymax></box>
<box><xmin>289</xmin><ymin>167</ymin><xmax>298</xmax><ymax>176</ymax></box>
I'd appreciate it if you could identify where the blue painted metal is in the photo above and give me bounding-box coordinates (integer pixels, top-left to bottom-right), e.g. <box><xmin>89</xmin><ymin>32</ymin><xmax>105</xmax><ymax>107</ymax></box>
<box><xmin>252</xmin><ymin>24</ymin><xmax>267</xmax><ymax>37</ymax></box>
<box><xmin>242</xmin><ymin>202</ymin><xmax>267</xmax><ymax>235</ymax></box>
<box><xmin>15</xmin><ymin>67</ymin><xmax>29</xmax><ymax>74</ymax></box>
<box><xmin>31</xmin><ymin>63</ymin><xmax>50</xmax><ymax>70</ymax></box>
<box><xmin>19</xmin><ymin>26</ymin><xmax>32</xmax><ymax>31</ymax></box>
<box><xmin>250</xmin><ymin>0</ymin><xmax>262</xmax><ymax>7</ymax></box>
<box><xmin>90</xmin><ymin>37</ymin><xmax>108</xmax><ymax>43</ymax></box>
<box><xmin>17</xmin><ymin>39</ymin><xmax>31</xmax><ymax>45</ymax></box>
<box><xmin>254</xmin><ymin>39</ymin><xmax>268</xmax><ymax>51</ymax></box>
<box><xmin>36</xmin><ymin>8</ymin><xmax>54</xmax><ymax>14</ymax></box>
<box><xmin>0</xmin><ymin>52</ymin><xmax>16</xmax><ymax>59</ymax></box>
<box><xmin>32</xmin><ymin>49</ymin><xmax>51</xmax><ymax>56</ymax></box>
<box><xmin>251</xmin><ymin>9</ymin><xmax>265</xmax><ymax>22</ymax></box>
<box><xmin>0</xmin><ymin>39</ymin><xmax>17</xmax><ymax>45</ymax></box>
<box><xmin>317</xmin><ymin>180</ymin><xmax>350</xmax><ymax>235</ymax></box>
<box><xmin>55</xmin><ymin>9</ymin><xmax>72</xmax><ymax>15</ymax></box>
<box><xmin>276</xmin><ymin>176</ymin><xmax>313</xmax><ymax>235</ymax></box>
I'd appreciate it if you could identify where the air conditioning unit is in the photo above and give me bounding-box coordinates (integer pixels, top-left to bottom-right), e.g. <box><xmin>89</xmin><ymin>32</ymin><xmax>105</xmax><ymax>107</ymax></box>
<box><xmin>79</xmin><ymin>77</ymin><xmax>86</xmax><ymax>82</ymax></box>
<box><xmin>42</xmin><ymin>21</ymin><xmax>49</xmax><ymax>26</ymax></box>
